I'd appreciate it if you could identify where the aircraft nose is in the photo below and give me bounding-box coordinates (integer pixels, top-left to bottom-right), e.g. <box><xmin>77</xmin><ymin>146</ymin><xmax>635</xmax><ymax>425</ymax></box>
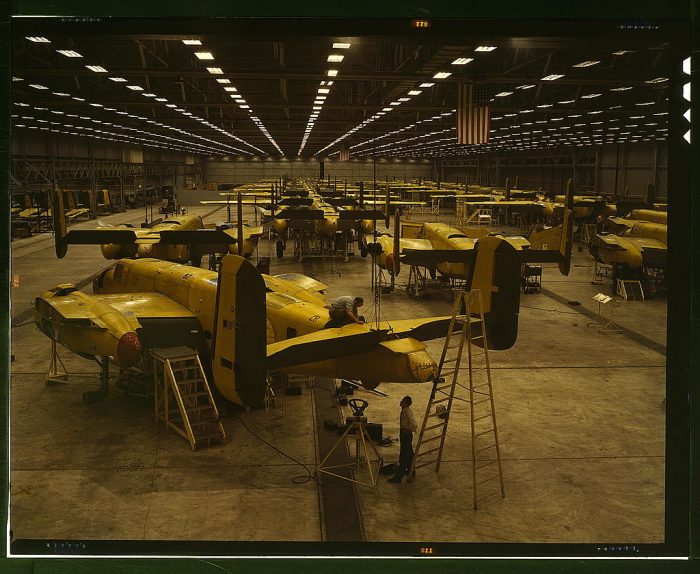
<box><xmin>117</xmin><ymin>332</ymin><xmax>142</xmax><ymax>367</ymax></box>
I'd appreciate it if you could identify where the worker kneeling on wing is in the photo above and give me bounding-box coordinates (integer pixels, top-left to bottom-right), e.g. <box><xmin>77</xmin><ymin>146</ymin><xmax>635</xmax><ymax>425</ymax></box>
<box><xmin>325</xmin><ymin>295</ymin><xmax>364</xmax><ymax>328</ymax></box>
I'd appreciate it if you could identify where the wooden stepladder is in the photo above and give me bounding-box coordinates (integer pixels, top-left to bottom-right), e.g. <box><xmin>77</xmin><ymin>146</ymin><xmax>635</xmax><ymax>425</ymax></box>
<box><xmin>409</xmin><ymin>289</ymin><xmax>505</xmax><ymax>509</ymax></box>
<box><xmin>151</xmin><ymin>346</ymin><xmax>226</xmax><ymax>450</ymax></box>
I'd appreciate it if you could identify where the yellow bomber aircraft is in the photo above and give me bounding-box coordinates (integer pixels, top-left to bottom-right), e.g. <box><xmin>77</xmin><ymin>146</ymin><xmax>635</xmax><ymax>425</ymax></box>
<box><xmin>588</xmin><ymin>208</ymin><xmax>667</xmax><ymax>273</ymax></box>
<box><xmin>370</xmin><ymin>182</ymin><xmax>573</xmax><ymax>296</ymax></box>
<box><xmin>34</xmin><ymin>190</ymin><xmax>551</xmax><ymax>407</ymax></box>
<box><xmin>52</xmin><ymin>191</ymin><xmax>263</xmax><ymax>265</ymax></box>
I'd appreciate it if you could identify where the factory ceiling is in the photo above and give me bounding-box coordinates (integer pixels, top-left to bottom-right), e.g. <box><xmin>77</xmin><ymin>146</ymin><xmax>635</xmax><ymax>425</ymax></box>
<box><xmin>11</xmin><ymin>18</ymin><xmax>685</xmax><ymax>159</ymax></box>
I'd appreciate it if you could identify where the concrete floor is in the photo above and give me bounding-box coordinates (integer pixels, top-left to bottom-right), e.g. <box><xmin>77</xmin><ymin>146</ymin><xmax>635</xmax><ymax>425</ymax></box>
<box><xmin>9</xmin><ymin>202</ymin><xmax>666</xmax><ymax>551</ymax></box>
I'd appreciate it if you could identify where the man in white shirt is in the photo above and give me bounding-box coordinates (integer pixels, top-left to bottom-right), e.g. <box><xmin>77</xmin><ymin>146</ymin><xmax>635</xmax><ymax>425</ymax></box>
<box><xmin>388</xmin><ymin>395</ymin><xmax>417</xmax><ymax>483</ymax></box>
<box><xmin>326</xmin><ymin>295</ymin><xmax>364</xmax><ymax>327</ymax></box>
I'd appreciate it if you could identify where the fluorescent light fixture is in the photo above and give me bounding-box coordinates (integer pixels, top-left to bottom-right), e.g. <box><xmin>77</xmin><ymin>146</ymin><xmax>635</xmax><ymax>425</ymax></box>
<box><xmin>89</xmin><ymin>103</ymin><xmax>103</xmax><ymax>107</ymax></box>
<box><xmin>327</xmin><ymin>54</ymin><xmax>345</xmax><ymax>63</ymax></box>
<box><xmin>408</xmin><ymin>90</ymin><xmax>422</xmax><ymax>96</ymax></box>
<box><xmin>516</xmin><ymin>84</ymin><xmax>536</xmax><ymax>90</ymax></box>
<box><xmin>494</xmin><ymin>91</ymin><xmax>513</xmax><ymax>97</ymax></box>
<box><xmin>224</xmin><ymin>87</ymin><xmax>237</xmax><ymax>92</ymax></box>
<box><xmin>52</xmin><ymin>92</ymin><xmax>69</xmax><ymax>97</ymax></box>
<box><xmin>541</xmin><ymin>74</ymin><xmax>564</xmax><ymax>81</ymax></box>
<box><xmin>581</xmin><ymin>93</ymin><xmax>601</xmax><ymax>98</ymax></box>
<box><xmin>382</xmin><ymin>107</ymin><xmax>392</xmax><ymax>112</ymax></box>
<box><xmin>644</xmin><ymin>77</ymin><xmax>668</xmax><ymax>84</ymax></box>
<box><xmin>318</xmin><ymin>88</ymin><xmax>330</xmax><ymax>94</ymax></box>
<box><xmin>399</xmin><ymin>97</ymin><xmax>411</xmax><ymax>102</ymax></box>
<box><xmin>206</xmin><ymin>67</ymin><xmax>223</xmax><ymax>74</ymax></box>
<box><xmin>333</xmin><ymin>42</ymin><xmax>351</xmax><ymax>49</ymax></box>
<box><xmin>182</xmin><ymin>39</ymin><xmax>202</xmax><ymax>45</ymax></box>
<box><xmin>451</xmin><ymin>57</ymin><xmax>473</xmax><ymax>65</ymax></box>
<box><xmin>536</xmin><ymin>104</ymin><xmax>553</xmax><ymax>108</ymax></box>
<box><xmin>683</xmin><ymin>57</ymin><xmax>691</xmax><ymax>75</ymax></box>
<box><xmin>216</xmin><ymin>79</ymin><xmax>231</xmax><ymax>85</ymax></box>
<box><xmin>166</xmin><ymin>103</ymin><xmax>177</xmax><ymax>108</ymax></box>
<box><xmin>475</xmin><ymin>46</ymin><xmax>497</xmax><ymax>51</ymax></box>
<box><xmin>635</xmin><ymin>101</ymin><xmax>655</xmax><ymax>106</ymax></box>
<box><xmin>155</xmin><ymin>97</ymin><xmax>167</xmax><ymax>102</ymax></box>
<box><xmin>612</xmin><ymin>50</ymin><xmax>633</xmax><ymax>55</ymax></box>
<box><xmin>558</xmin><ymin>99</ymin><xmax>575</xmax><ymax>104</ymax></box>
<box><xmin>390</xmin><ymin>102</ymin><xmax>401</xmax><ymax>106</ymax></box>
<box><xmin>29</xmin><ymin>84</ymin><xmax>48</xmax><ymax>90</ymax></box>
<box><xmin>127</xmin><ymin>85</ymin><xmax>143</xmax><ymax>91</ymax></box>
<box><xmin>142</xmin><ymin>93</ymin><xmax>156</xmax><ymax>97</ymax></box>
<box><xmin>86</xmin><ymin>65</ymin><xmax>108</xmax><ymax>72</ymax></box>
<box><xmin>313</xmin><ymin>106</ymin><xmax>322</xmax><ymax>110</ymax></box>
<box><xmin>240</xmin><ymin>104</ymin><xmax>250</xmax><ymax>109</ymax></box>
<box><xmin>56</xmin><ymin>50</ymin><xmax>82</xmax><ymax>57</ymax></box>
<box><xmin>610</xmin><ymin>86</ymin><xmax>633</xmax><ymax>91</ymax></box>
<box><xmin>195</xmin><ymin>51</ymin><xmax>214</xmax><ymax>60</ymax></box>
<box><xmin>433</xmin><ymin>71</ymin><xmax>452</xmax><ymax>79</ymax></box>
<box><xmin>573</xmin><ymin>60</ymin><xmax>600</xmax><ymax>67</ymax></box>
<box><xmin>26</xmin><ymin>36</ymin><xmax>50</xmax><ymax>43</ymax></box>
<box><xmin>327</xmin><ymin>69</ymin><xmax>339</xmax><ymax>77</ymax></box>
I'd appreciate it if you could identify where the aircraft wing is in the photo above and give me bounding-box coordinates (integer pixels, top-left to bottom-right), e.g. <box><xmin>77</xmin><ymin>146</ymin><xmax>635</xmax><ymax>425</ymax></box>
<box><xmin>401</xmin><ymin>248</ymin><xmax>476</xmax><ymax>266</ymax></box>
<box><xmin>271</xmin><ymin>273</ymin><xmax>328</xmax><ymax>293</ymax></box>
<box><xmin>199</xmin><ymin>200</ymin><xmax>271</xmax><ymax>206</ymax></box>
<box><xmin>93</xmin><ymin>292</ymin><xmax>197</xmax><ymax>319</ymax></box>
<box><xmin>267</xmin><ymin>316</ymin><xmax>456</xmax><ymax>369</ymax></box>
<box><xmin>399</xmin><ymin>237</ymin><xmax>433</xmax><ymax>252</ymax></box>
<box><xmin>63</xmin><ymin>228</ymin><xmax>139</xmax><ymax>245</ymax></box>
<box><xmin>41</xmin><ymin>291</ymin><xmax>196</xmax><ymax>323</ymax></box>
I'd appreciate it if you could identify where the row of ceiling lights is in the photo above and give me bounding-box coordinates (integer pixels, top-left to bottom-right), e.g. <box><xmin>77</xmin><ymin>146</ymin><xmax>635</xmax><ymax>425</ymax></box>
<box><xmin>22</xmin><ymin>35</ymin><xmax>265</xmax><ymax>155</ymax></box>
<box><xmin>11</xmin><ymin>101</ymin><xmax>237</xmax><ymax>155</ymax></box>
<box><xmin>21</xmin><ymin>37</ymin><xmax>684</xmax><ymax>158</ymax></box>
<box><xmin>337</xmin><ymin>49</ymin><xmax>675</xmax><ymax>158</ymax></box>
<box><xmin>13</xmin><ymin>75</ymin><xmax>256</xmax><ymax>156</ymax></box>
<box><xmin>183</xmin><ymin>38</ymin><xmax>283</xmax><ymax>154</ymax></box>
<box><xmin>297</xmin><ymin>42</ymin><xmax>351</xmax><ymax>156</ymax></box>
<box><xmin>314</xmin><ymin>45</ymin><xmax>498</xmax><ymax>156</ymax></box>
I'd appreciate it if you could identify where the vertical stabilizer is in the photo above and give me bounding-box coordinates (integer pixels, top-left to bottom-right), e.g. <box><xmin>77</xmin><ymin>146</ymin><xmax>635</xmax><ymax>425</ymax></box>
<box><xmin>52</xmin><ymin>188</ymin><xmax>68</xmax><ymax>259</ymax></box>
<box><xmin>212</xmin><ymin>255</ymin><xmax>267</xmax><ymax>407</ymax></box>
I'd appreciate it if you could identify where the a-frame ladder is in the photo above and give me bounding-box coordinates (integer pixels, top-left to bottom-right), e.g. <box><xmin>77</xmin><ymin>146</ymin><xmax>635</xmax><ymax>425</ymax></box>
<box><xmin>151</xmin><ymin>346</ymin><xmax>226</xmax><ymax>450</ymax></box>
<box><xmin>409</xmin><ymin>289</ymin><xmax>505</xmax><ymax>509</ymax></box>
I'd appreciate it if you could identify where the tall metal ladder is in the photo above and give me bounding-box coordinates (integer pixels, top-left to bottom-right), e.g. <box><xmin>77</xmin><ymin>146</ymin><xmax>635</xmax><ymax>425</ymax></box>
<box><xmin>409</xmin><ymin>289</ymin><xmax>505</xmax><ymax>509</ymax></box>
<box><xmin>151</xmin><ymin>346</ymin><xmax>226</xmax><ymax>451</ymax></box>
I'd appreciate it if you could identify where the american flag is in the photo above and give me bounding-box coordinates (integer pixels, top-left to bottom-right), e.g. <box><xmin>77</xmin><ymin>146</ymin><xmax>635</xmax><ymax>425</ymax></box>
<box><xmin>456</xmin><ymin>83</ymin><xmax>490</xmax><ymax>145</ymax></box>
<box><xmin>339</xmin><ymin>144</ymin><xmax>350</xmax><ymax>161</ymax></box>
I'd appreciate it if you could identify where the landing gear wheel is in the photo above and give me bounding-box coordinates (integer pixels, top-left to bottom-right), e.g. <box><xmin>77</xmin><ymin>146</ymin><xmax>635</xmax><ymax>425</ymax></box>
<box><xmin>360</xmin><ymin>243</ymin><xmax>368</xmax><ymax>258</ymax></box>
<box><xmin>276</xmin><ymin>239</ymin><xmax>285</xmax><ymax>258</ymax></box>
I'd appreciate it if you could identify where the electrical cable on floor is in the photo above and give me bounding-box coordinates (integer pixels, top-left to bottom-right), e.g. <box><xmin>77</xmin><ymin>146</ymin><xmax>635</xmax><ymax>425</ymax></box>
<box><xmin>11</xmin><ymin>320</ymin><xmax>38</xmax><ymax>328</ymax></box>
<box><xmin>231</xmin><ymin>413</ymin><xmax>318</xmax><ymax>485</ymax></box>
<box><xmin>519</xmin><ymin>304</ymin><xmax>582</xmax><ymax>315</ymax></box>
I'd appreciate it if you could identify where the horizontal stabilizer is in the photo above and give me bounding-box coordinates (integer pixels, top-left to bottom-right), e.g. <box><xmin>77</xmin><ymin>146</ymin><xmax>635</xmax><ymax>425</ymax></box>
<box><xmin>338</xmin><ymin>209</ymin><xmax>386</xmax><ymax>220</ymax></box>
<box><xmin>158</xmin><ymin>229</ymin><xmax>236</xmax><ymax>245</ymax></box>
<box><xmin>268</xmin><ymin>316</ymin><xmax>456</xmax><ymax>370</ymax></box>
<box><xmin>275</xmin><ymin>209</ymin><xmax>325</xmax><ymax>220</ymax></box>
<box><xmin>278</xmin><ymin>197</ymin><xmax>314</xmax><ymax>207</ymax></box>
<box><xmin>520</xmin><ymin>249</ymin><xmax>561</xmax><ymax>263</ymax></box>
<box><xmin>64</xmin><ymin>229</ymin><xmax>138</xmax><ymax>244</ymax></box>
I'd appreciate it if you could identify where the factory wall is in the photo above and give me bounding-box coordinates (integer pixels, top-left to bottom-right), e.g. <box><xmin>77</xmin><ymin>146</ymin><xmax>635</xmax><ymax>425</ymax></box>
<box><xmin>441</xmin><ymin>142</ymin><xmax>667</xmax><ymax>199</ymax></box>
<box><xmin>202</xmin><ymin>158</ymin><xmax>433</xmax><ymax>186</ymax></box>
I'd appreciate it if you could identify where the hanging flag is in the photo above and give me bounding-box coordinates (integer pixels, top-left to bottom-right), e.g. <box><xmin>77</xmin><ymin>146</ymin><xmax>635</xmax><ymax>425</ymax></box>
<box><xmin>339</xmin><ymin>144</ymin><xmax>350</xmax><ymax>161</ymax></box>
<box><xmin>456</xmin><ymin>84</ymin><xmax>490</xmax><ymax>145</ymax></box>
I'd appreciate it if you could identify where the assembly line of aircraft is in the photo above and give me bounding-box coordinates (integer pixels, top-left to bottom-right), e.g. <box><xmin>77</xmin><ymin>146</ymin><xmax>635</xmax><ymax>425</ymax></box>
<box><xmin>31</xmin><ymin>178</ymin><xmax>579</xmax><ymax>410</ymax></box>
<box><xmin>27</xmin><ymin>171</ymin><xmax>671</xmax><ymax>421</ymax></box>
